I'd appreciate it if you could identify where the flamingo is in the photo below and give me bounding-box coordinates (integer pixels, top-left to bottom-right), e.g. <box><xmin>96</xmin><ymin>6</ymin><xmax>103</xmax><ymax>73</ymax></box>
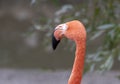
<box><xmin>52</xmin><ymin>20</ymin><xmax>86</xmax><ymax>84</ymax></box>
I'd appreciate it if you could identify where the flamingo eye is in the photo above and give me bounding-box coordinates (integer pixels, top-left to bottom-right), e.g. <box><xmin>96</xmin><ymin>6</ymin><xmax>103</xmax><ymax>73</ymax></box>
<box><xmin>55</xmin><ymin>24</ymin><xmax>68</xmax><ymax>31</ymax></box>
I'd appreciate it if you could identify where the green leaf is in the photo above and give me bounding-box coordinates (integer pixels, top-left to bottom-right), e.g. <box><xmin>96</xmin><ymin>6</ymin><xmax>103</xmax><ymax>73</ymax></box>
<box><xmin>89</xmin><ymin>64</ymin><xmax>95</xmax><ymax>72</ymax></box>
<box><xmin>100</xmin><ymin>55</ymin><xmax>113</xmax><ymax>71</ymax></box>
<box><xmin>97</xmin><ymin>24</ymin><xmax>115</xmax><ymax>30</ymax></box>
<box><xmin>105</xmin><ymin>56</ymin><xmax>113</xmax><ymax>70</ymax></box>
<box><xmin>90</xmin><ymin>31</ymin><xmax>104</xmax><ymax>40</ymax></box>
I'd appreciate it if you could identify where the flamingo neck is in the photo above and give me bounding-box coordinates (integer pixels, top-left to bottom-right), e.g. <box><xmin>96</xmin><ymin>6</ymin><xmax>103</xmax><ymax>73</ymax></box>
<box><xmin>68</xmin><ymin>39</ymin><xmax>86</xmax><ymax>84</ymax></box>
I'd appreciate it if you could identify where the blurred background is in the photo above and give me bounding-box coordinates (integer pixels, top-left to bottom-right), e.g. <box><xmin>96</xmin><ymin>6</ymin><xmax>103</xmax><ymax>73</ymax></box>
<box><xmin>0</xmin><ymin>0</ymin><xmax>120</xmax><ymax>84</ymax></box>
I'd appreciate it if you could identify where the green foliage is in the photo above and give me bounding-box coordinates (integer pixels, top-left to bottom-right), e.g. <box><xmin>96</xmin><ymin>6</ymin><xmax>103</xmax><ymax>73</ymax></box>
<box><xmin>85</xmin><ymin>24</ymin><xmax>120</xmax><ymax>72</ymax></box>
<box><xmin>84</xmin><ymin>0</ymin><xmax>120</xmax><ymax>72</ymax></box>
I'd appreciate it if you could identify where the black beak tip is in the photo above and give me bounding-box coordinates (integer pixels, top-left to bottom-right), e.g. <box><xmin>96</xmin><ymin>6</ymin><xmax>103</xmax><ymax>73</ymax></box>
<box><xmin>52</xmin><ymin>33</ymin><xmax>60</xmax><ymax>50</ymax></box>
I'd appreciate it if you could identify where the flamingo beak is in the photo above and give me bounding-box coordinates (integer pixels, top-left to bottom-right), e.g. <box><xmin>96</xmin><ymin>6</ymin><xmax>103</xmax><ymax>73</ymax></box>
<box><xmin>52</xmin><ymin>23</ymin><xmax>67</xmax><ymax>50</ymax></box>
<box><xmin>52</xmin><ymin>32</ymin><xmax>60</xmax><ymax>50</ymax></box>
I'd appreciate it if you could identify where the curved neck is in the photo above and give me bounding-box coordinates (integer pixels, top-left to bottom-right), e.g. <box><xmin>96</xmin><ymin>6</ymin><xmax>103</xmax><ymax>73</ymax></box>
<box><xmin>68</xmin><ymin>39</ymin><xmax>86</xmax><ymax>84</ymax></box>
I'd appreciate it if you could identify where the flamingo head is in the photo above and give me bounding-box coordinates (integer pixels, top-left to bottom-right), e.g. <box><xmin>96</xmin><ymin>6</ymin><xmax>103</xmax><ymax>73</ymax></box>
<box><xmin>52</xmin><ymin>20</ymin><xmax>86</xmax><ymax>50</ymax></box>
<box><xmin>52</xmin><ymin>23</ymin><xmax>68</xmax><ymax>50</ymax></box>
